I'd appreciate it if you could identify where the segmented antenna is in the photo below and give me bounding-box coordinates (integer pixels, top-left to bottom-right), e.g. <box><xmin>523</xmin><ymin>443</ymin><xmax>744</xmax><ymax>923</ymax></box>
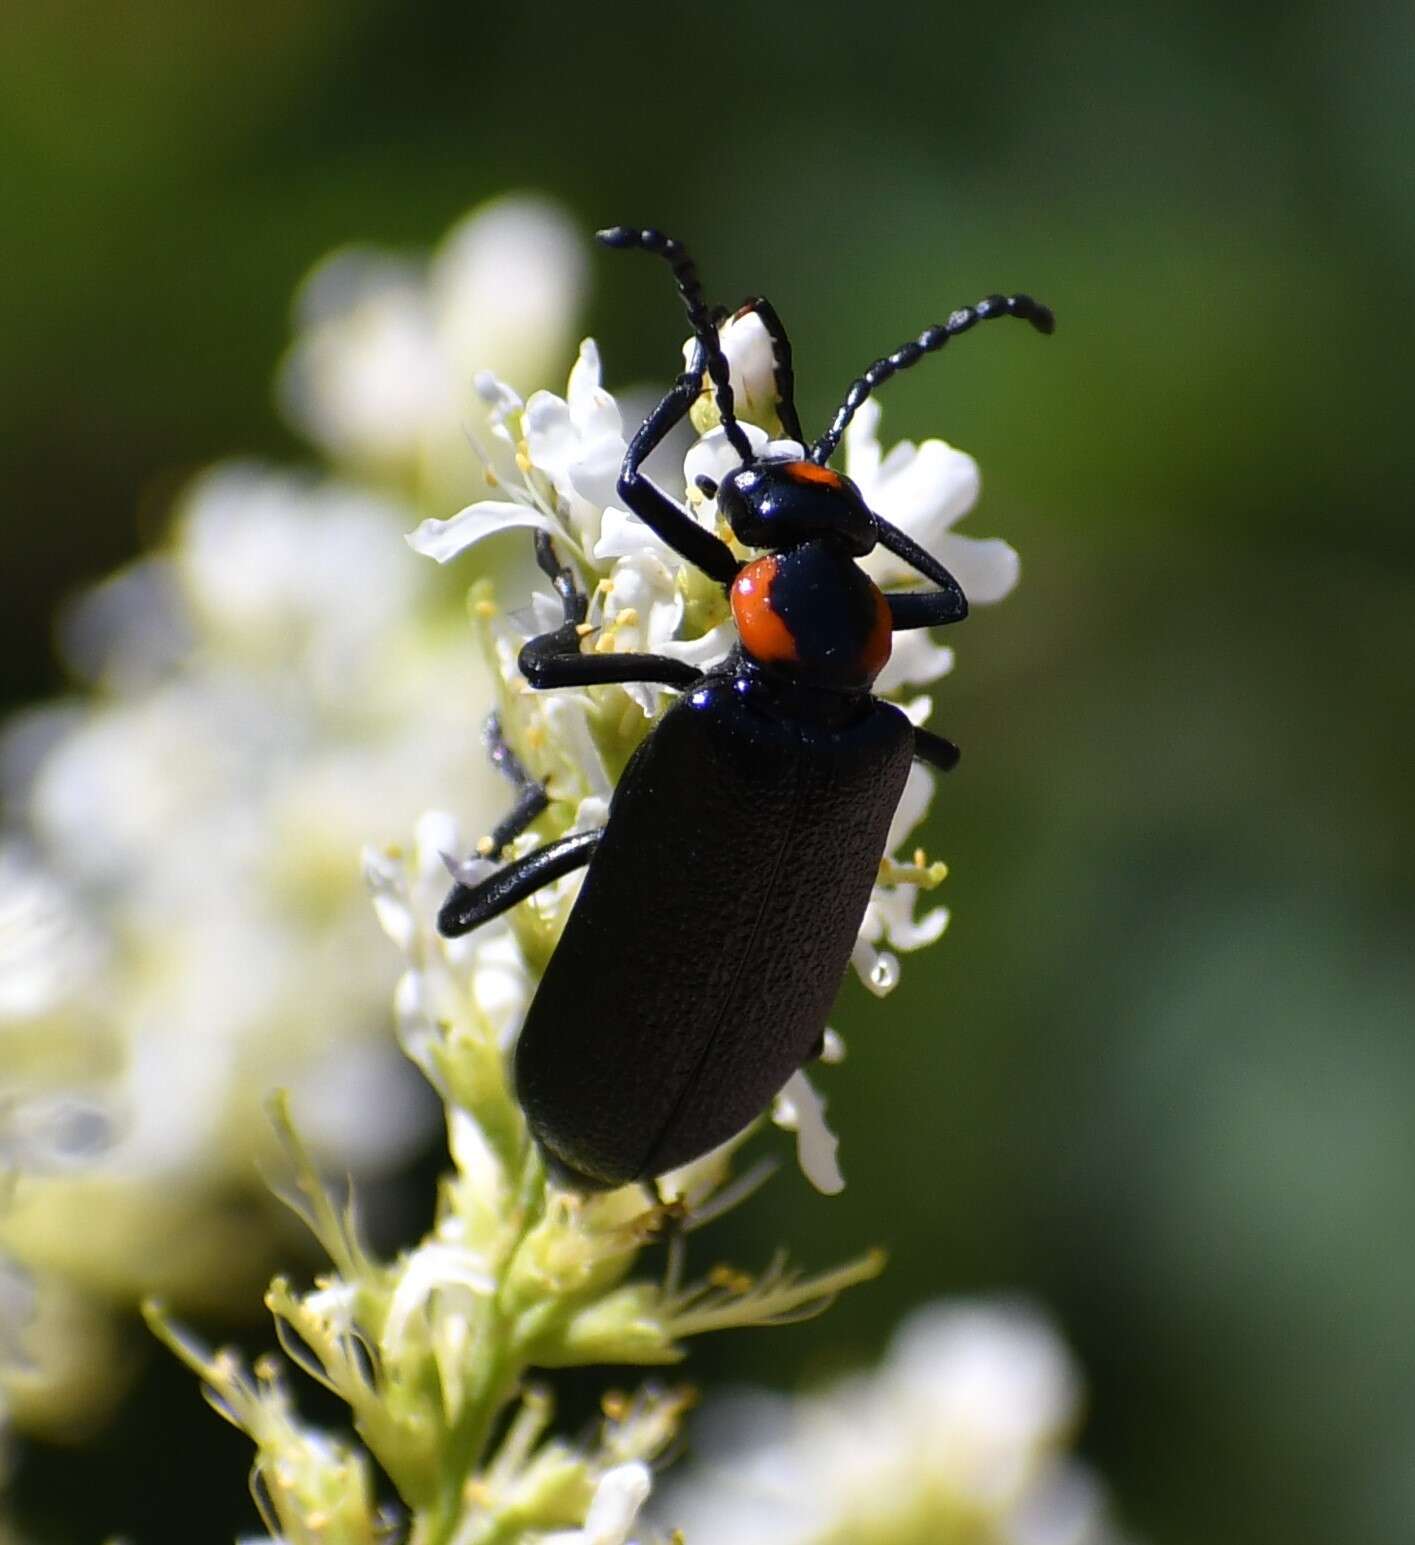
<box><xmin>811</xmin><ymin>294</ymin><xmax>1054</xmax><ymax>463</ymax></box>
<box><xmin>597</xmin><ymin>226</ymin><xmax>754</xmax><ymax>461</ymax></box>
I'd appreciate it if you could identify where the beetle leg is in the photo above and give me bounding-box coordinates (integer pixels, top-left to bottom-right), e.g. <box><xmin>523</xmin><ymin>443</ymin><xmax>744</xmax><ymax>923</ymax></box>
<box><xmin>438</xmin><ymin>829</ymin><xmax>601</xmax><ymax>938</ymax></box>
<box><xmin>886</xmin><ymin>582</ymin><xmax>968</xmax><ymax>631</ymax></box>
<box><xmin>534</xmin><ymin>530</ymin><xmax>587</xmax><ymax>627</ymax></box>
<box><xmin>912</xmin><ymin>725</ymin><xmax>961</xmax><ymax>773</ymax></box>
<box><xmin>478</xmin><ymin>712</ymin><xmax>550</xmax><ymax>856</ymax></box>
<box><xmin>519</xmin><ymin>638</ymin><xmax>704</xmax><ymax>691</ymax></box>
<box><xmin>520</xmin><ymin>531</ymin><xmax>705</xmax><ymax>691</ymax></box>
<box><xmin>617</xmin><ymin>339</ymin><xmax>743</xmax><ymax>587</ymax></box>
<box><xmin>875</xmin><ymin>517</ymin><xmax>969</xmax><ymax>623</ymax></box>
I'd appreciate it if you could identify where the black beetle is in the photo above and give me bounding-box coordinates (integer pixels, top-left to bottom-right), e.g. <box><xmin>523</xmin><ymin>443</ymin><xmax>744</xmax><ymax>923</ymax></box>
<box><xmin>438</xmin><ymin>227</ymin><xmax>1053</xmax><ymax>1191</ymax></box>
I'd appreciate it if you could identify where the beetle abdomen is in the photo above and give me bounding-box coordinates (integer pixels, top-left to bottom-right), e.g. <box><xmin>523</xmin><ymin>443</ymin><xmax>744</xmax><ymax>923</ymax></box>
<box><xmin>512</xmin><ymin>677</ymin><xmax>914</xmax><ymax>1188</ymax></box>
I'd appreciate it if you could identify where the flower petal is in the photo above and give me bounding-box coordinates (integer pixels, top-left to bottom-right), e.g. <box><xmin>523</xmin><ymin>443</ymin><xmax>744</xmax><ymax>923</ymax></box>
<box><xmin>583</xmin><ymin>1460</ymin><xmax>653</xmax><ymax>1541</ymax></box>
<box><xmin>875</xmin><ymin>630</ymin><xmax>955</xmax><ymax>695</ymax></box>
<box><xmin>593</xmin><ymin>507</ymin><xmax>678</xmax><ymax>565</ymax></box>
<box><xmin>936</xmin><ymin>534</ymin><xmax>1020</xmax><ymax>605</ymax></box>
<box><xmin>406</xmin><ymin>502</ymin><xmax>554</xmax><ymax>564</ymax></box>
<box><xmin>887</xmin><ymin>764</ymin><xmax>935</xmax><ymax>854</ymax></box>
<box><xmin>567</xmin><ymin>339</ymin><xmax>622</xmax><ymax>444</ymax></box>
<box><xmin>773</xmin><ymin>1070</ymin><xmax>844</xmax><ymax>1195</ymax></box>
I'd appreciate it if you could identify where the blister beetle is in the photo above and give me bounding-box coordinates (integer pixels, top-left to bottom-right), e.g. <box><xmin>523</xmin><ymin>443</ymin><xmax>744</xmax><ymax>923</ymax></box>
<box><xmin>438</xmin><ymin>226</ymin><xmax>1053</xmax><ymax>1191</ymax></box>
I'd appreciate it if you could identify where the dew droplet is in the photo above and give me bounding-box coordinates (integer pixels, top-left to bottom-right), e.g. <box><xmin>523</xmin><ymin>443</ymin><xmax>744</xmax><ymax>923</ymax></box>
<box><xmin>868</xmin><ymin>952</ymin><xmax>900</xmax><ymax>996</ymax></box>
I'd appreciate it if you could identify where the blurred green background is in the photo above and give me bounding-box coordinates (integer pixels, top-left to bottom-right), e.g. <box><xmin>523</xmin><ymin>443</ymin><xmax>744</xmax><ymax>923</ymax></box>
<box><xmin>3</xmin><ymin>2</ymin><xmax>1413</xmax><ymax>1542</ymax></box>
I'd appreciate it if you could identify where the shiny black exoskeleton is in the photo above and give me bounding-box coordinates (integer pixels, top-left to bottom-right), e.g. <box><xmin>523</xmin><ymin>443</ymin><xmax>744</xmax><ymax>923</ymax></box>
<box><xmin>438</xmin><ymin>227</ymin><xmax>1053</xmax><ymax>1191</ymax></box>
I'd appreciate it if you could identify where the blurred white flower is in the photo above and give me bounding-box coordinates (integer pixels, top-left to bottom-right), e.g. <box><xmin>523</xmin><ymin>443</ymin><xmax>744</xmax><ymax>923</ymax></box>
<box><xmin>542</xmin><ymin>1461</ymin><xmax>653</xmax><ymax>1545</ymax></box>
<box><xmin>663</xmin><ymin>1300</ymin><xmax>1124</xmax><ymax>1545</ymax></box>
<box><xmin>280</xmin><ymin>194</ymin><xmax>586</xmax><ymax>497</ymax></box>
<box><xmin>6</xmin><ymin>467</ymin><xmax>491</xmax><ymax>1194</ymax></box>
<box><xmin>0</xmin><ymin>463</ymin><xmax>527</xmax><ymax>1425</ymax></box>
<box><xmin>0</xmin><ymin>844</ymin><xmax>104</xmax><ymax>1022</ymax></box>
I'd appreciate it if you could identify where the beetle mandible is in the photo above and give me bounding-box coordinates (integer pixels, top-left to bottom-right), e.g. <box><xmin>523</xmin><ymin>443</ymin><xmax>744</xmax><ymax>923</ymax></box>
<box><xmin>438</xmin><ymin>226</ymin><xmax>1053</xmax><ymax>1192</ymax></box>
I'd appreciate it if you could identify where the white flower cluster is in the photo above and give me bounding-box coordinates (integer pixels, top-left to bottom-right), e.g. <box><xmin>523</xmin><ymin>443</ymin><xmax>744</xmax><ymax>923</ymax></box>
<box><xmin>405</xmin><ymin>306</ymin><xmax>1019</xmax><ymax>1188</ymax></box>
<box><xmin>0</xmin><ymin>197</ymin><xmax>587</xmax><ymax>1430</ymax></box>
<box><xmin>1</xmin><ymin>192</ymin><xmax>1062</xmax><ymax>1545</ymax></box>
<box><xmin>664</xmin><ymin>1300</ymin><xmax>1124</xmax><ymax>1545</ymax></box>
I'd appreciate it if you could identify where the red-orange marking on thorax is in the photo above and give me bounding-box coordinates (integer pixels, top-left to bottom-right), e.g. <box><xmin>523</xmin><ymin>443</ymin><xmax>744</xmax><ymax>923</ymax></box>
<box><xmin>731</xmin><ymin>556</ymin><xmax>798</xmax><ymax>664</ymax></box>
<box><xmin>859</xmin><ymin>579</ymin><xmax>894</xmax><ymax>682</ymax></box>
<box><xmin>782</xmin><ymin>459</ymin><xmax>844</xmax><ymax>489</ymax></box>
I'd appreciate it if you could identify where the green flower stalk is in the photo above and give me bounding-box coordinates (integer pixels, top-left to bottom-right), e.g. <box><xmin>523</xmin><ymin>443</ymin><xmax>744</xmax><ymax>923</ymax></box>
<box><xmin>147</xmin><ymin>816</ymin><xmax>881</xmax><ymax>1543</ymax></box>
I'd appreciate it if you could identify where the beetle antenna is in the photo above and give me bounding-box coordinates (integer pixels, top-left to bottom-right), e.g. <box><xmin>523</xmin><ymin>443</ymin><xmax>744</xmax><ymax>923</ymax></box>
<box><xmin>597</xmin><ymin>226</ymin><xmax>755</xmax><ymax>462</ymax></box>
<box><xmin>810</xmin><ymin>293</ymin><xmax>1054</xmax><ymax>464</ymax></box>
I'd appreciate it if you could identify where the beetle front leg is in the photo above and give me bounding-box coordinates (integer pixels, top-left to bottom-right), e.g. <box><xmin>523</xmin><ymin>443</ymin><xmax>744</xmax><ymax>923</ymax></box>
<box><xmin>439</xmin><ymin>829</ymin><xmax>601</xmax><ymax>937</ymax></box>
<box><xmin>519</xmin><ymin>531</ymin><xmax>705</xmax><ymax>692</ymax></box>
<box><xmin>617</xmin><ymin>340</ymin><xmax>742</xmax><ymax>588</ymax></box>
<box><xmin>887</xmin><ymin>584</ymin><xmax>968</xmax><ymax>631</ymax></box>
<box><xmin>874</xmin><ymin>513</ymin><xmax>969</xmax><ymax>623</ymax></box>
<box><xmin>519</xmin><ymin>636</ymin><xmax>704</xmax><ymax>691</ymax></box>
<box><xmin>912</xmin><ymin>725</ymin><xmax>961</xmax><ymax>773</ymax></box>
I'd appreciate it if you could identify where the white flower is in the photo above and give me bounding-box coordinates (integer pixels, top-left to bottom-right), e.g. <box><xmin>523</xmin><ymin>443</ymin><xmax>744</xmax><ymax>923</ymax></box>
<box><xmin>847</xmin><ymin>396</ymin><xmax>1020</xmax><ymax>604</ymax></box>
<box><xmin>662</xmin><ymin>1300</ymin><xmax>1123</xmax><ymax>1545</ymax></box>
<box><xmin>409</xmin><ymin>339</ymin><xmax>634</xmax><ymax>568</ymax></box>
<box><xmin>542</xmin><ymin>1461</ymin><xmax>653</xmax><ymax>1545</ymax></box>
<box><xmin>851</xmin><ymin>764</ymin><xmax>951</xmax><ymax>997</ymax></box>
<box><xmin>525</xmin><ymin>339</ymin><xmax>629</xmax><ymax>554</ymax></box>
<box><xmin>280</xmin><ymin>194</ymin><xmax>586</xmax><ymax>488</ymax></box>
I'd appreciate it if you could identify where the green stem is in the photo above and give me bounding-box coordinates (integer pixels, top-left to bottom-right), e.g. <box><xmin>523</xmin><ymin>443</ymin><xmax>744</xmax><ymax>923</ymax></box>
<box><xmin>415</xmin><ymin>1149</ymin><xmax>550</xmax><ymax>1545</ymax></box>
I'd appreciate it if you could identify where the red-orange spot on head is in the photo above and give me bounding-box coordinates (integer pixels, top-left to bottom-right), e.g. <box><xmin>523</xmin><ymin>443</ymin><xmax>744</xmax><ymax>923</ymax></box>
<box><xmin>858</xmin><ymin>580</ymin><xmax>893</xmax><ymax>683</ymax></box>
<box><xmin>731</xmin><ymin>557</ymin><xmax>799</xmax><ymax>665</ymax></box>
<box><xmin>782</xmin><ymin>459</ymin><xmax>844</xmax><ymax>490</ymax></box>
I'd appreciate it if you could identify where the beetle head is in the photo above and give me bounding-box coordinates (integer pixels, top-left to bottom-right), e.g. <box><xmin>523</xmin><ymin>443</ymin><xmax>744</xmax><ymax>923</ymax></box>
<box><xmin>712</xmin><ymin>457</ymin><xmax>877</xmax><ymax>557</ymax></box>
